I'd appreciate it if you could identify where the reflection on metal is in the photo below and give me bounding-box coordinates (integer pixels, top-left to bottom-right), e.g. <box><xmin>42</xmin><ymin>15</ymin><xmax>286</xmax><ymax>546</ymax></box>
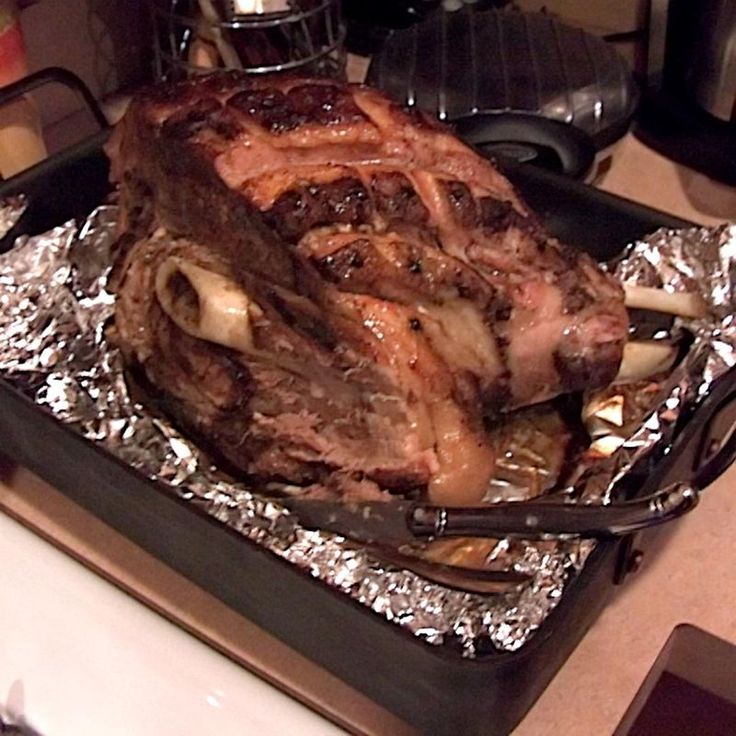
<box><xmin>150</xmin><ymin>0</ymin><xmax>346</xmax><ymax>79</ymax></box>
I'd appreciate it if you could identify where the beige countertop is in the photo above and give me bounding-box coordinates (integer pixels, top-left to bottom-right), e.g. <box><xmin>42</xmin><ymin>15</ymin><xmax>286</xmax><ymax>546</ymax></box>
<box><xmin>1</xmin><ymin>133</ymin><xmax>735</xmax><ymax>735</ymax></box>
<box><xmin>516</xmin><ymin>467</ymin><xmax>736</xmax><ymax>735</ymax></box>
<box><xmin>598</xmin><ymin>134</ymin><xmax>736</xmax><ymax>227</ymax></box>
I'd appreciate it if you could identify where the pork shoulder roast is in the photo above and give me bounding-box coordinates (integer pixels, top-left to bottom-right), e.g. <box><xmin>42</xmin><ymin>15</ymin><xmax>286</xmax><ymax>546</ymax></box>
<box><xmin>107</xmin><ymin>72</ymin><xmax>628</xmax><ymax>505</ymax></box>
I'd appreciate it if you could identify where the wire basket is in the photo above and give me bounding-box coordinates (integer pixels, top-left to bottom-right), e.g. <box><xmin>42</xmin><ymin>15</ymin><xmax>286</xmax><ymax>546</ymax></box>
<box><xmin>151</xmin><ymin>0</ymin><xmax>346</xmax><ymax>79</ymax></box>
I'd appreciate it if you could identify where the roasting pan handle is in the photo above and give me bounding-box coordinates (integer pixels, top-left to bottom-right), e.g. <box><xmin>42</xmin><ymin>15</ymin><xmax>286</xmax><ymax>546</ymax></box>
<box><xmin>0</xmin><ymin>66</ymin><xmax>108</xmax><ymax>132</ymax></box>
<box><xmin>408</xmin><ymin>484</ymin><xmax>700</xmax><ymax>540</ymax></box>
<box><xmin>0</xmin><ymin>67</ymin><xmax>111</xmax><ymax>254</ymax></box>
<box><xmin>691</xmin><ymin>389</ymin><xmax>736</xmax><ymax>490</ymax></box>
<box><xmin>613</xmin><ymin>384</ymin><xmax>736</xmax><ymax>583</ymax></box>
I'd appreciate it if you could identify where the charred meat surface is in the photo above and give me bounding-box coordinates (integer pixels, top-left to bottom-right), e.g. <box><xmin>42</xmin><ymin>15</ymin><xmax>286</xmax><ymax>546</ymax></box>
<box><xmin>108</xmin><ymin>72</ymin><xmax>628</xmax><ymax>504</ymax></box>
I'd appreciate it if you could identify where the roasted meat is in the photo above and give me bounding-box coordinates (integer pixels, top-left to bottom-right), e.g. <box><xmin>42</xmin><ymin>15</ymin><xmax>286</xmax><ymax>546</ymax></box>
<box><xmin>108</xmin><ymin>72</ymin><xmax>628</xmax><ymax>504</ymax></box>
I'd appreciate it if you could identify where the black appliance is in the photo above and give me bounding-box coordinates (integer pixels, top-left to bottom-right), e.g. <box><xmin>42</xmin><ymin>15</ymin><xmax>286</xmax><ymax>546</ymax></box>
<box><xmin>367</xmin><ymin>7</ymin><xmax>638</xmax><ymax>179</ymax></box>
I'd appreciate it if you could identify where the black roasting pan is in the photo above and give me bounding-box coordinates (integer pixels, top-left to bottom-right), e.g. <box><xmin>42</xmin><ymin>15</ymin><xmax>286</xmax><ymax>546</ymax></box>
<box><xmin>2</xmin><ymin>102</ymin><xmax>736</xmax><ymax>736</ymax></box>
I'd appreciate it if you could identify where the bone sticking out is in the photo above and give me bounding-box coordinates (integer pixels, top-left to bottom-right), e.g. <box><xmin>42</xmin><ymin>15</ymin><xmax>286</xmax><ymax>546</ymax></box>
<box><xmin>615</xmin><ymin>340</ymin><xmax>679</xmax><ymax>384</ymax></box>
<box><xmin>155</xmin><ymin>257</ymin><xmax>258</xmax><ymax>352</ymax></box>
<box><xmin>623</xmin><ymin>284</ymin><xmax>707</xmax><ymax>319</ymax></box>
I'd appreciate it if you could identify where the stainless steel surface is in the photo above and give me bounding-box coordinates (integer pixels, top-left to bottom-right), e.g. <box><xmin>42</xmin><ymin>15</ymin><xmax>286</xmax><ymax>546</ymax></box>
<box><xmin>649</xmin><ymin>0</ymin><xmax>736</xmax><ymax>122</ymax></box>
<box><xmin>370</xmin><ymin>7</ymin><xmax>638</xmax><ymax>148</ymax></box>
<box><xmin>151</xmin><ymin>0</ymin><xmax>346</xmax><ymax>78</ymax></box>
<box><xmin>685</xmin><ymin>0</ymin><xmax>736</xmax><ymax>121</ymax></box>
<box><xmin>647</xmin><ymin>0</ymin><xmax>670</xmax><ymax>86</ymax></box>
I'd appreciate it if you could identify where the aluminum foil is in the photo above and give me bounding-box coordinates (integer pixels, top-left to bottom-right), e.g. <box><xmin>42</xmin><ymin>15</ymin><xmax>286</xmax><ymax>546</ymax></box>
<box><xmin>1</xmin><ymin>205</ymin><xmax>735</xmax><ymax>657</ymax></box>
<box><xmin>0</xmin><ymin>194</ymin><xmax>26</xmax><ymax>239</ymax></box>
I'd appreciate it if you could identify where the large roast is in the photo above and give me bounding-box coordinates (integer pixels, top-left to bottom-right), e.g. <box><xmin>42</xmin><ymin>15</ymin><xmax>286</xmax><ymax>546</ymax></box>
<box><xmin>107</xmin><ymin>72</ymin><xmax>628</xmax><ymax>505</ymax></box>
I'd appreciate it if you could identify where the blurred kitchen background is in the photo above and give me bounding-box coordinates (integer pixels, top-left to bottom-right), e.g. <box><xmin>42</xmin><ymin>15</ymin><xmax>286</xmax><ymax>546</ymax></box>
<box><xmin>5</xmin><ymin>0</ymin><xmax>736</xmax><ymax>222</ymax></box>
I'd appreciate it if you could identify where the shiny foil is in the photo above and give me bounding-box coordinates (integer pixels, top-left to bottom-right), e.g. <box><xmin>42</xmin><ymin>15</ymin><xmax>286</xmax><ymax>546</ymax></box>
<box><xmin>1</xmin><ymin>205</ymin><xmax>734</xmax><ymax>657</ymax></box>
<box><xmin>0</xmin><ymin>194</ymin><xmax>26</xmax><ymax>239</ymax></box>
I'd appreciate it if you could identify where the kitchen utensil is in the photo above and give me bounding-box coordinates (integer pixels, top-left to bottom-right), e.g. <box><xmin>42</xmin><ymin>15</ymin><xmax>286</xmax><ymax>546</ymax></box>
<box><xmin>196</xmin><ymin>0</ymin><xmax>243</xmax><ymax>69</ymax></box>
<box><xmin>277</xmin><ymin>484</ymin><xmax>700</xmax><ymax>548</ymax></box>
<box><xmin>637</xmin><ymin>0</ymin><xmax>736</xmax><ymax>185</ymax></box>
<box><xmin>150</xmin><ymin>0</ymin><xmax>345</xmax><ymax>78</ymax></box>
<box><xmin>368</xmin><ymin>6</ymin><xmax>639</xmax><ymax>174</ymax></box>
<box><xmin>360</xmin><ymin>544</ymin><xmax>531</xmax><ymax>594</ymax></box>
<box><xmin>649</xmin><ymin>0</ymin><xmax>736</xmax><ymax>123</ymax></box>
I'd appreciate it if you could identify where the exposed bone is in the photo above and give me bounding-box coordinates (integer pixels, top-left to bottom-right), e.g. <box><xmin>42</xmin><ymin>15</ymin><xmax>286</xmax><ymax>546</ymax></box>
<box><xmin>615</xmin><ymin>340</ymin><xmax>678</xmax><ymax>384</ymax></box>
<box><xmin>155</xmin><ymin>257</ymin><xmax>258</xmax><ymax>352</ymax></box>
<box><xmin>623</xmin><ymin>284</ymin><xmax>707</xmax><ymax>319</ymax></box>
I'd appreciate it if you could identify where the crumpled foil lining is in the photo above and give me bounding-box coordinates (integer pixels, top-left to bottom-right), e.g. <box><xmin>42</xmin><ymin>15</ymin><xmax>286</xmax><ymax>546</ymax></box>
<box><xmin>1</xmin><ymin>205</ymin><xmax>734</xmax><ymax>657</ymax></box>
<box><xmin>0</xmin><ymin>194</ymin><xmax>26</xmax><ymax>239</ymax></box>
